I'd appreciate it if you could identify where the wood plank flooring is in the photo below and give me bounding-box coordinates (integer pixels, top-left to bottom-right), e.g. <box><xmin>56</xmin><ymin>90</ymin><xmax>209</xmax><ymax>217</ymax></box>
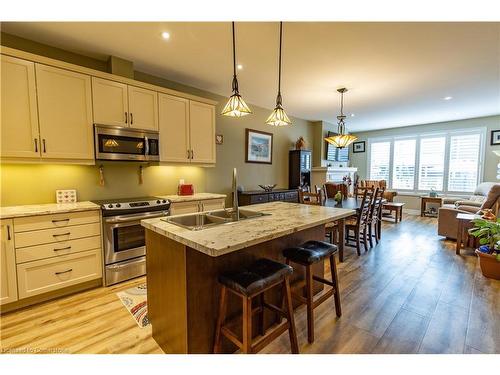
<box><xmin>1</xmin><ymin>214</ymin><xmax>499</xmax><ymax>354</ymax></box>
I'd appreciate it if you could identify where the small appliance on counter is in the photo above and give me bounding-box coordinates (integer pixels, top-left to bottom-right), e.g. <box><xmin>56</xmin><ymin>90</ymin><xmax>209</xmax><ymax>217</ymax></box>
<box><xmin>92</xmin><ymin>196</ymin><xmax>170</xmax><ymax>286</ymax></box>
<box><xmin>177</xmin><ymin>179</ymin><xmax>194</xmax><ymax>196</ymax></box>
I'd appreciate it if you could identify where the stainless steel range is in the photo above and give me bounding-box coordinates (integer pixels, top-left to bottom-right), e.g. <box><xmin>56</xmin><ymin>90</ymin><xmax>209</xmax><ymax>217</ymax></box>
<box><xmin>92</xmin><ymin>197</ymin><xmax>170</xmax><ymax>286</ymax></box>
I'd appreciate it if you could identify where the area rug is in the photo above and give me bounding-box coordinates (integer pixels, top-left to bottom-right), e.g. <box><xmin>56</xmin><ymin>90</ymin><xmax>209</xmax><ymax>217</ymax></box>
<box><xmin>117</xmin><ymin>283</ymin><xmax>149</xmax><ymax>328</ymax></box>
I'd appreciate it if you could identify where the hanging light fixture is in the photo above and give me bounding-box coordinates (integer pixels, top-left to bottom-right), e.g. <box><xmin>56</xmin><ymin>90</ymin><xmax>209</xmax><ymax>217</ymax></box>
<box><xmin>324</xmin><ymin>88</ymin><xmax>357</xmax><ymax>148</ymax></box>
<box><xmin>266</xmin><ymin>22</ymin><xmax>292</xmax><ymax>127</ymax></box>
<box><xmin>221</xmin><ymin>22</ymin><xmax>252</xmax><ymax>117</ymax></box>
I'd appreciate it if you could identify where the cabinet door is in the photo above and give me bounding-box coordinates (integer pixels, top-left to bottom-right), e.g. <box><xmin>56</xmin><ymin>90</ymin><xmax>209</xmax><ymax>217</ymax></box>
<box><xmin>36</xmin><ymin>64</ymin><xmax>94</xmax><ymax>161</ymax></box>
<box><xmin>1</xmin><ymin>219</ymin><xmax>18</xmax><ymax>305</ymax></box>
<box><xmin>158</xmin><ymin>94</ymin><xmax>190</xmax><ymax>162</ymax></box>
<box><xmin>189</xmin><ymin>101</ymin><xmax>215</xmax><ymax>163</ymax></box>
<box><xmin>0</xmin><ymin>55</ymin><xmax>40</xmax><ymax>159</ymax></box>
<box><xmin>169</xmin><ymin>201</ymin><xmax>200</xmax><ymax>216</ymax></box>
<box><xmin>128</xmin><ymin>85</ymin><xmax>158</xmax><ymax>131</ymax></box>
<box><xmin>91</xmin><ymin>77</ymin><xmax>128</xmax><ymax>126</ymax></box>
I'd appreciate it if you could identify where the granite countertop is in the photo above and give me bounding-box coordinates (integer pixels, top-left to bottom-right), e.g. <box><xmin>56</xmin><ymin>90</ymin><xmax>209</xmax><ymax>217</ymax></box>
<box><xmin>141</xmin><ymin>201</ymin><xmax>355</xmax><ymax>257</ymax></box>
<box><xmin>158</xmin><ymin>192</ymin><xmax>226</xmax><ymax>203</ymax></box>
<box><xmin>0</xmin><ymin>201</ymin><xmax>101</xmax><ymax>219</ymax></box>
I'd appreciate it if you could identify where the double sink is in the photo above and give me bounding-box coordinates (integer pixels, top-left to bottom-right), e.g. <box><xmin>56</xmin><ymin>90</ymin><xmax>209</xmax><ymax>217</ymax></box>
<box><xmin>162</xmin><ymin>208</ymin><xmax>270</xmax><ymax>231</ymax></box>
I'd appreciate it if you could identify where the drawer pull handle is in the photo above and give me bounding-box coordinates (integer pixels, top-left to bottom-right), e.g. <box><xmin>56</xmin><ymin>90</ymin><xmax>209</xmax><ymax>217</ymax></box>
<box><xmin>54</xmin><ymin>246</ymin><xmax>72</xmax><ymax>252</ymax></box>
<box><xmin>53</xmin><ymin>232</ymin><xmax>71</xmax><ymax>237</ymax></box>
<box><xmin>52</xmin><ymin>219</ymin><xmax>70</xmax><ymax>223</ymax></box>
<box><xmin>55</xmin><ymin>269</ymin><xmax>73</xmax><ymax>275</ymax></box>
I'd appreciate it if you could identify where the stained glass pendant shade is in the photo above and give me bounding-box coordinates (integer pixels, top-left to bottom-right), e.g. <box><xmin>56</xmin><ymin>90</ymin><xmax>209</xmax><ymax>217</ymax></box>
<box><xmin>221</xmin><ymin>22</ymin><xmax>252</xmax><ymax>117</ymax></box>
<box><xmin>324</xmin><ymin>88</ymin><xmax>357</xmax><ymax>148</ymax></box>
<box><xmin>266</xmin><ymin>22</ymin><xmax>292</xmax><ymax>126</ymax></box>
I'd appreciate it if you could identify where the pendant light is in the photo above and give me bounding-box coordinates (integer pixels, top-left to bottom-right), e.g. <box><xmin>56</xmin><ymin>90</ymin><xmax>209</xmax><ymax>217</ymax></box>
<box><xmin>266</xmin><ymin>22</ymin><xmax>292</xmax><ymax>126</ymax></box>
<box><xmin>221</xmin><ymin>22</ymin><xmax>252</xmax><ymax>117</ymax></box>
<box><xmin>324</xmin><ymin>88</ymin><xmax>357</xmax><ymax>148</ymax></box>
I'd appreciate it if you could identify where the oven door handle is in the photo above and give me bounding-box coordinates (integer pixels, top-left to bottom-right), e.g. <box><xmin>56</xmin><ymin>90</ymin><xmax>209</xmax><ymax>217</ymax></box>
<box><xmin>144</xmin><ymin>136</ymin><xmax>149</xmax><ymax>156</ymax></box>
<box><xmin>104</xmin><ymin>211</ymin><xmax>167</xmax><ymax>224</ymax></box>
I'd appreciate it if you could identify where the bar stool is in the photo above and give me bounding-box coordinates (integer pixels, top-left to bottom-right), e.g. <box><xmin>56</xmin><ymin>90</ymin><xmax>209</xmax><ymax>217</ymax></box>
<box><xmin>213</xmin><ymin>258</ymin><xmax>299</xmax><ymax>354</ymax></box>
<box><xmin>283</xmin><ymin>240</ymin><xmax>342</xmax><ymax>343</ymax></box>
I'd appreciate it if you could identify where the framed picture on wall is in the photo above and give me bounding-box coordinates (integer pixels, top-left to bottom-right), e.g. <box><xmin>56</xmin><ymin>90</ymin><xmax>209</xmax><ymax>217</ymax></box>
<box><xmin>352</xmin><ymin>141</ymin><xmax>366</xmax><ymax>153</ymax></box>
<box><xmin>491</xmin><ymin>130</ymin><xmax>500</xmax><ymax>145</ymax></box>
<box><xmin>245</xmin><ymin>128</ymin><xmax>273</xmax><ymax>164</ymax></box>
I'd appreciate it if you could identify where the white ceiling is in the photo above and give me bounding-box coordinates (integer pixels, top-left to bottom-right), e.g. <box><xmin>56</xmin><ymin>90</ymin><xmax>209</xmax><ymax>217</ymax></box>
<box><xmin>2</xmin><ymin>22</ymin><xmax>499</xmax><ymax>131</ymax></box>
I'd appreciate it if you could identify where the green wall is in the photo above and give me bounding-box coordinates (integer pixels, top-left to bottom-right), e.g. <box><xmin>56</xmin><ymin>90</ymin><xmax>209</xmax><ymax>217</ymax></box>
<box><xmin>0</xmin><ymin>32</ymin><xmax>314</xmax><ymax>206</ymax></box>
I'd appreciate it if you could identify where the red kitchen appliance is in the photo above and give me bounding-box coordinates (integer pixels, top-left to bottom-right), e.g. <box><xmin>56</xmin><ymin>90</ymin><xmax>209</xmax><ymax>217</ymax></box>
<box><xmin>178</xmin><ymin>184</ymin><xmax>194</xmax><ymax>196</ymax></box>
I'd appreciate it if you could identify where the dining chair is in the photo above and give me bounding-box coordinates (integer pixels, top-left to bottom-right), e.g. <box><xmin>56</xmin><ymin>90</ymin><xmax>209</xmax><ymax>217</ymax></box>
<box><xmin>345</xmin><ymin>188</ymin><xmax>374</xmax><ymax>255</ymax></box>
<box><xmin>324</xmin><ymin>182</ymin><xmax>348</xmax><ymax>200</ymax></box>
<box><xmin>367</xmin><ymin>188</ymin><xmax>385</xmax><ymax>248</ymax></box>
<box><xmin>299</xmin><ymin>190</ymin><xmax>337</xmax><ymax>245</ymax></box>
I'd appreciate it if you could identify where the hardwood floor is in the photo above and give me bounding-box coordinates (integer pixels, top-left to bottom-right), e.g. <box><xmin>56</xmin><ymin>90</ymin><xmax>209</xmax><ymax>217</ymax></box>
<box><xmin>1</xmin><ymin>214</ymin><xmax>499</xmax><ymax>354</ymax></box>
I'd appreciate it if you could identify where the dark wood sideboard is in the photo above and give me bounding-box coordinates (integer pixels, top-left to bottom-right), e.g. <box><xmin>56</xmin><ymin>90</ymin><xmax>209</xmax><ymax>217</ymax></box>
<box><xmin>238</xmin><ymin>189</ymin><xmax>299</xmax><ymax>206</ymax></box>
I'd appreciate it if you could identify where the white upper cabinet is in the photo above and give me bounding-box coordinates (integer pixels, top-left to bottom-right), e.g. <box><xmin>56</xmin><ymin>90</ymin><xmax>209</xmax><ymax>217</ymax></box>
<box><xmin>128</xmin><ymin>86</ymin><xmax>158</xmax><ymax>131</ymax></box>
<box><xmin>36</xmin><ymin>64</ymin><xmax>94</xmax><ymax>161</ymax></box>
<box><xmin>0</xmin><ymin>55</ymin><xmax>40</xmax><ymax>159</ymax></box>
<box><xmin>158</xmin><ymin>94</ymin><xmax>190</xmax><ymax>162</ymax></box>
<box><xmin>1</xmin><ymin>219</ymin><xmax>18</xmax><ymax>306</ymax></box>
<box><xmin>91</xmin><ymin>77</ymin><xmax>128</xmax><ymax>126</ymax></box>
<box><xmin>189</xmin><ymin>101</ymin><xmax>215</xmax><ymax>164</ymax></box>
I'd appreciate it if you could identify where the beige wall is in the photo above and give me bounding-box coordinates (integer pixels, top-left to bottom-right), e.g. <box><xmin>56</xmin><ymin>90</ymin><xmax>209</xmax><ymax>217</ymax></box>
<box><xmin>0</xmin><ymin>33</ymin><xmax>314</xmax><ymax>206</ymax></box>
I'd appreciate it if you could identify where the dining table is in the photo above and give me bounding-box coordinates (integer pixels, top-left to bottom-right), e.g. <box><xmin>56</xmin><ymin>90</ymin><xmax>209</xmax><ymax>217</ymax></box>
<box><xmin>324</xmin><ymin>197</ymin><xmax>385</xmax><ymax>261</ymax></box>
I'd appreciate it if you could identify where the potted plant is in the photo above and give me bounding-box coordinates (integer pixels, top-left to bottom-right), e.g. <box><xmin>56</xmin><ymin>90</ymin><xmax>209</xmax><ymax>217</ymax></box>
<box><xmin>468</xmin><ymin>218</ymin><xmax>500</xmax><ymax>280</ymax></box>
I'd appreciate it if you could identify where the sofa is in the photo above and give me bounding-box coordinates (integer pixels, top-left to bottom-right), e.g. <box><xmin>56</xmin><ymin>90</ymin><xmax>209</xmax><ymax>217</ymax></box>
<box><xmin>437</xmin><ymin>182</ymin><xmax>500</xmax><ymax>239</ymax></box>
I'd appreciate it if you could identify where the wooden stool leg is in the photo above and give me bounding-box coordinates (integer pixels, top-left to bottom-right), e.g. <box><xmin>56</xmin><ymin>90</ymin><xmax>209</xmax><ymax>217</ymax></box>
<box><xmin>305</xmin><ymin>264</ymin><xmax>314</xmax><ymax>343</ymax></box>
<box><xmin>242</xmin><ymin>296</ymin><xmax>253</xmax><ymax>354</ymax></box>
<box><xmin>258</xmin><ymin>293</ymin><xmax>265</xmax><ymax>336</ymax></box>
<box><xmin>283</xmin><ymin>276</ymin><xmax>299</xmax><ymax>354</ymax></box>
<box><xmin>329</xmin><ymin>255</ymin><xmax>342</xmax><ymax>317</ymax></box>
<box><xmin>213</xmin><ymin>286</ymin><xmax>227</xmax><ymax>353</ymax></box>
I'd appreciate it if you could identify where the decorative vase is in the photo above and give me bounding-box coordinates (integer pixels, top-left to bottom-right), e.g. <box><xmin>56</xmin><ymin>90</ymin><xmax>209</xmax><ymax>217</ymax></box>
<box><xmin>295</xmin><ymin>137</ymin><xmax>306</xmax><ymax>150</ymax></box>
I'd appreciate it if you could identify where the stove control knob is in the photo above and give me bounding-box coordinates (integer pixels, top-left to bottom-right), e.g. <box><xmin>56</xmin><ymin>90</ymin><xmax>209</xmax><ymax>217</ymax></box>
<box><xmin>156</xmin><ymin>200</ymin><xmax>161</xmax><ymax>204</ymax></box>
<box><xmin>107</xmin><ymin>204</ymin><xmax>113</xmax><ymax>209</ymax></box>
<box><xmin>162</xmin><ymin>199</ymin><xmax>167</xmax><ymax>203</ymax></box>
<box><xmin>115</xmin><ymin>203</ymin><xmax>121</xmax><ymax>208</ymax></box>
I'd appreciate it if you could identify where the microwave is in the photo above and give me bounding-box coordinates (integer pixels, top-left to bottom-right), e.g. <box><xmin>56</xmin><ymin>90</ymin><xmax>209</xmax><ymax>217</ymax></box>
<box><xmin>94</xmin><ymin>124</ymin><xmax>160</xmax><ymax>161</ymax></box>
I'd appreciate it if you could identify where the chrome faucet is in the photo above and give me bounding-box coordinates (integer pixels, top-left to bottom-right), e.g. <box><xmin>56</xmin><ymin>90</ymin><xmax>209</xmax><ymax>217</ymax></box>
<box><xmin>232</xmin><ymin>167</ymin><xmax>239</xmax><ymax>221</ymax></box>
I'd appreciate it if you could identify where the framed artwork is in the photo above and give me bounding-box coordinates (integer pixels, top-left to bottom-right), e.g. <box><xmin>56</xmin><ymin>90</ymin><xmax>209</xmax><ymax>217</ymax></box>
<box><xmin>215</xmin><ymin>134</ymin><xmax>224</xmax><ymax>145</ymax></box>
<box><xmin>352</xmin><ymin>141</ymin><xmax>366</xmax><ymax>153</ymax></box>
<box><xmin>491</xmin><ymin>130</ymin><xmax>500</xmax><ymax>146</ymax></box>
<box><xmin>245</xmin><ymin>128</ymin><xmax>273</xmax><ymax>164</ymax></box>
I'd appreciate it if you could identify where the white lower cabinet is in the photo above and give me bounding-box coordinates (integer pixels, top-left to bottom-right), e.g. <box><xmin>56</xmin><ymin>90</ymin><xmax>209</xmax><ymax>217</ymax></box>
<box><xmin>169</xmin><ymin>198</ymin><xmax>225</xmax><ymax>216</ymax></box>
<box><xmin>17</xmin><ymin>249</ymin><xmax>102</xmax><ymax>299</ymax></box>
<box><xmin>1</xmin><ymin>219</ymin><xmax>18</xmax><ymax>305</ymax></box>
<box><xmin>2</xmin><ymin>210</ymin><xmax>103</xmax><ymax>308</ymax></box>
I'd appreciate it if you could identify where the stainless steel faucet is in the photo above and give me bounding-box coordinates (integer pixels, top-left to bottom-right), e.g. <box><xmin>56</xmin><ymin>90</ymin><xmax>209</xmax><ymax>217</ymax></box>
<box><xmin>232</xmin><ymin>167</ymin><xmax>239</xmax><ymax>221</ymax></box>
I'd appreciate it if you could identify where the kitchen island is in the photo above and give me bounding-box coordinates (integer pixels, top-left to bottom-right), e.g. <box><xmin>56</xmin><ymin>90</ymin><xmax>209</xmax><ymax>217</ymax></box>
<box><xmin>141</xmin><ymin>201</ymin><xmax>354</xmax><ymax>354</ymax></box>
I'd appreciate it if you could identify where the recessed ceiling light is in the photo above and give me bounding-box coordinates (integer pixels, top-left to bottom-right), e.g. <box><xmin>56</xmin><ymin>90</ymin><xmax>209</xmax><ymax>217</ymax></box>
<box><xmin>443</xmin><ymin>96</ymin><xmax>453</xmax><ymax>101</ymax></box>
<box><xmin>161</xmin><ymin>32</ymin><xmax>170</xmax><ymax>40</ymax></box>
<box><xmin>350</xmin><ymin>113</ymin><xmax>355</xmax><ymax>117</ymax></box>
<box><xmin>237</xmin><ymin>64</ymin><xmax>243</xmax><ymax>70</ymax></box>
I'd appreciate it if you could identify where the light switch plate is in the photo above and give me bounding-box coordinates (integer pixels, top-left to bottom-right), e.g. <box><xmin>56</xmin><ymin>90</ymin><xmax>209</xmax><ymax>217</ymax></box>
<box><xmin>56</xmin><ymin>189</ymin><xmax>77</xmax><ymax>203</ymax></box>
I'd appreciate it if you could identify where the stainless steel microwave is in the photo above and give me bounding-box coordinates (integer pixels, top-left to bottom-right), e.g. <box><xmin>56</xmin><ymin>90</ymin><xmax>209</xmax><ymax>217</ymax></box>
<box><xmin>94</xmin><ymin>125</ymin><xmax>160</xmax><ymax>161</ymax></box>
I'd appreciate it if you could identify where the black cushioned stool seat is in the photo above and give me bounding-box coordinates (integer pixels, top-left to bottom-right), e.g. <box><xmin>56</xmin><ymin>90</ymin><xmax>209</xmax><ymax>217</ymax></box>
<box><xmin>218</xmin><ymin>258</ymin><xmax>293</xmax><ymax>296</ymax></box>
<box><xmin>214</xmin><ymin>258</ymin><xmax>298</xmax><ymax>354</ymax></box>
<box><xmin>283</xmin><ymin>240</ymin><xmax>337</xmax><ymax>265</ymax></box>
<box><xmin>282</xmin><ymin>240</ymin><xmax>342</xmax><ymax>344</ymax></box>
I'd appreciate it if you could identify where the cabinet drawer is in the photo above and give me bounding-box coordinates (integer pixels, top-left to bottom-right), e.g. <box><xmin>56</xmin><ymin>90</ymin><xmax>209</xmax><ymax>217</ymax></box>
<box><xmin>16</xmin><ymin>235</ymin><xmax>102</xmax><ymax>264</ymax></box>
<box><xmin>14</xmin><ymin>210</ymin><xmax>100</xmax><ymax>233</ymax></box>
<box><xmin>250</xmin><ymin>195</ymin><xmax>269</xmax><ymax>204</ymax></box>
<box><xmin>17</xmin><ymin>248</ymin><xmax>102</xmax><ymax>299</ymax></box>
<box><xmin>285</xmin><ymin>192</ymin><xmax>298</xmax><ymax>202</ymax></box>
<box><xmin>14</xmin><ymin>222</ymin><xmax>101</xmax><ymax>248</ymax></box>
<box><xmin>170</xmin><ymin>201</ymin><xmax>200</xmax><ymax>216</ymax></box>
<box><xmin>201</xmin><ymin>199</ymin><xmax>225</xmax><ymax>212</ymax></box>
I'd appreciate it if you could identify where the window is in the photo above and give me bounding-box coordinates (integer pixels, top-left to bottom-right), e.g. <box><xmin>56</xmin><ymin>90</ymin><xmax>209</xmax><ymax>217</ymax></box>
<box><xmin>392</xmin><ymin>139</ymin><xmax>416</xmax><ymax>190</ymax></box>
<box><xmin>448</xmin><ymin>133</ymin><xmax>481</xmax><ymax>192</ymax></box>
<box><xmin>418</xmin><ymin>137</ymin><xmax>446</xmax><ymax>191</ymax></box>
<box><xmin>367</xmin><ymin>128</ymin><xmax>485</xmax><ymax>193</ymax></box>
<box><xmin>369</xmin><ymin>141</ymin><xmax>391</xmax><ymax>181</ymax></box>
